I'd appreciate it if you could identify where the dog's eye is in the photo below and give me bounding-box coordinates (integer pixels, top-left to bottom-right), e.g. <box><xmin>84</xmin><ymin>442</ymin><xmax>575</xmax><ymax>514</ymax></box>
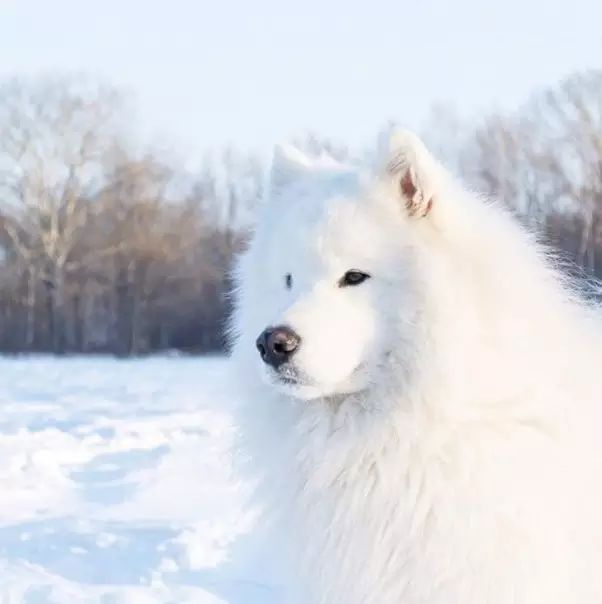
<box><xmin>285</xmin><ymin>273</ymin><xmax>293</xmax><ymax>289</ymax></box>
<box><xmin>339</xmin><ymin>270</ymin><xmax>370</xmax><ymax>287</ymax></box>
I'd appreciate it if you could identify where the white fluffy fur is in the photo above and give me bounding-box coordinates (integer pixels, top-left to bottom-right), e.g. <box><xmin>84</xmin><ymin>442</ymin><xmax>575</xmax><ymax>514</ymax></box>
<box><xmin>231</xmin><ymin>131</ymin><xmax>602</xmax><ymax>603</ymax></box>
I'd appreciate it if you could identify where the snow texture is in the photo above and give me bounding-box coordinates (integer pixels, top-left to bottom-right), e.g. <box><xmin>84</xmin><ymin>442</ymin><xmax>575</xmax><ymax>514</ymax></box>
<box><xmin>0</xmin><ymin>357</ymin><xmax>279</xmax><ymax>603</ymax></box>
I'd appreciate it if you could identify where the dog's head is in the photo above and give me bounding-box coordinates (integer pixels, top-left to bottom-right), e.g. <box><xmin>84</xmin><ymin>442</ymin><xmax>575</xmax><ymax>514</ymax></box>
<box><xmin>233</xmin><ymin>131</ymin><xmax>442</xmax><ymax>401</ymax></box>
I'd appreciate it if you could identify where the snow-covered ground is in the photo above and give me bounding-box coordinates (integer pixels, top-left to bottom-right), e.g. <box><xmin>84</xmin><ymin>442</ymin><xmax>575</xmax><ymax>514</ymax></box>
<box><xmin>0</xmin><ymin>356</ymin><xmax>279</xmax><ymax>604</ymax></box>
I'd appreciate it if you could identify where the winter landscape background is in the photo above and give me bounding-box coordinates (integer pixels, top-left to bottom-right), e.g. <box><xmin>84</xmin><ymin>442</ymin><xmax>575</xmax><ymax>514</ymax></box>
<box><xmin>2</xmin><ymin>0</ymin><xmax>602</xmax><ymax>602</ymax></box>
<box><xmin>2</xmin><ymin>70</ymin><xmax>602</xmax><ymax>356</ymax></box>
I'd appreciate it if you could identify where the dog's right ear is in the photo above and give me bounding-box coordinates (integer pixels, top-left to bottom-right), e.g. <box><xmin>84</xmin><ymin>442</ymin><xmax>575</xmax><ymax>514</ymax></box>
<box><xmin>380</xmin><ymin>130</ymin><xmax>440</xmax><ymax>218</ymax></box>
<box><xmin>269</xmin><ymin>143</ymin><xmax>312</xmax><ymax>192</ymax></box>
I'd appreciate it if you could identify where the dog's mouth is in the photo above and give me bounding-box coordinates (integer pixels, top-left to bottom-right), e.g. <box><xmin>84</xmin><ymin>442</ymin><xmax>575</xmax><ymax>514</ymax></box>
<box><xmin>263</xmin><ymin>361</ymin><xmax>371</xmax><ymax>401</ymax></box>
<box><xmin>278</xmin><ymin>375</ymin><xmax>301</xmax><ymax>386</ymax></box>
<box><xmin>270</xmin><ymin>364</ymin><xmax>308</xmax><ymax>387</ymax></box>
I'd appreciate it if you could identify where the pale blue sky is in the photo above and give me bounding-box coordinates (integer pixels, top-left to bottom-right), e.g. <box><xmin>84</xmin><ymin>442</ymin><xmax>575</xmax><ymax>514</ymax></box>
<box><xmin>2</xmin><ymin>0</ymin><xmax>602</xmax><ymax>156</ymax></box>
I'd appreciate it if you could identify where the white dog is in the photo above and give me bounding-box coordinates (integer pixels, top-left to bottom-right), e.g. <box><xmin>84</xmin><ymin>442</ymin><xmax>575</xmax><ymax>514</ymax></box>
<box><xmin>231</xmin><ymin>131</ymin><xmax>602</xmax><ymax>603</ymax></box>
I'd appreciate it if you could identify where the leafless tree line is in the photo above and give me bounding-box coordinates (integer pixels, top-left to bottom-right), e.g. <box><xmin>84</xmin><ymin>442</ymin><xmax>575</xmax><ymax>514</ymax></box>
<box><xmin>1</xmin><ymin>71</ymin><xmax>601</xmax><ymax>354</ymax></box>
<box><xmin>0</xmin><ymin>75</ymin><xmax>261</xmax><ymax>354</ymax></box>
<box><xmin>428</xmin><ymin>70</ymin><xmax>602</xmax><ymax>279</ymax></box>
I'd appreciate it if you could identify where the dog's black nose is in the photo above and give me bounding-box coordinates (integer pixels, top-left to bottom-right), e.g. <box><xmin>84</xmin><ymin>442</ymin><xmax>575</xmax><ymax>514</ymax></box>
<box><xmin>256</xmin><ymin>326</ymin><xmax>301</xmax><ymax>368</ymax></box>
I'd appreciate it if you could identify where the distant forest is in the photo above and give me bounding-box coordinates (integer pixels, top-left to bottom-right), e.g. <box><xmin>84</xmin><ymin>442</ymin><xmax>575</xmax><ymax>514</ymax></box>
<box><xmin>1</xmin><ymin>71</ymin><xmax>602</xmax><ymax>354</ymax></box>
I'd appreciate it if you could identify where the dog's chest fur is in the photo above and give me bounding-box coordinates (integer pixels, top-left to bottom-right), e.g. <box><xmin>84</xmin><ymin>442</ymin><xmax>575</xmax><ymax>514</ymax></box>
<box><xmin>284</xmin><ymin>403</ymin><xmax>589</xmax><ymax>604</ymax></box>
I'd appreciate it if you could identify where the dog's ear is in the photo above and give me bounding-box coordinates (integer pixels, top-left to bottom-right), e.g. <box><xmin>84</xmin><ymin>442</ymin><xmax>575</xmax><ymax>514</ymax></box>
<box><xmin>269</xmin><ymin>143</ymin><xmax>312</xmax><ymax>192</ymax></box>
<box><xmin>382</xmin><ymin>130</ymin><xmax>438</xmax><ymax>218</ymax></box>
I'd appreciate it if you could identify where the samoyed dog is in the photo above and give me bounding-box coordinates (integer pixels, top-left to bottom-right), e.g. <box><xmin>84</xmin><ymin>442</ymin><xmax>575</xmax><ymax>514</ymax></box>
<box><xmin>231</xmin><ymin>131</ymin><xmax>602</xmax><ymax>603</ymax></box>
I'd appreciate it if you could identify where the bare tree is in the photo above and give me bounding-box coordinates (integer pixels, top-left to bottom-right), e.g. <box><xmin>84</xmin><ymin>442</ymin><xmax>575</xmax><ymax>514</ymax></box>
<box><xmin>0</xmin><ymin>75</ymin><xmax>127</xmax><ymax>351</ymax></box>
<box><xmin>424</xmin><ymin>70</ymin><xmax>602</xmax><ymax>279</ymax></box>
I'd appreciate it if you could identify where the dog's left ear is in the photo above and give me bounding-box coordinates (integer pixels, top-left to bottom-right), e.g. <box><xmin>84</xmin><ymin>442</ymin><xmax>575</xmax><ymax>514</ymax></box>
<box><xmin>381</xmin><ymin>130</ymin><xmax>438</xmax><ymax>218</ymax></box>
